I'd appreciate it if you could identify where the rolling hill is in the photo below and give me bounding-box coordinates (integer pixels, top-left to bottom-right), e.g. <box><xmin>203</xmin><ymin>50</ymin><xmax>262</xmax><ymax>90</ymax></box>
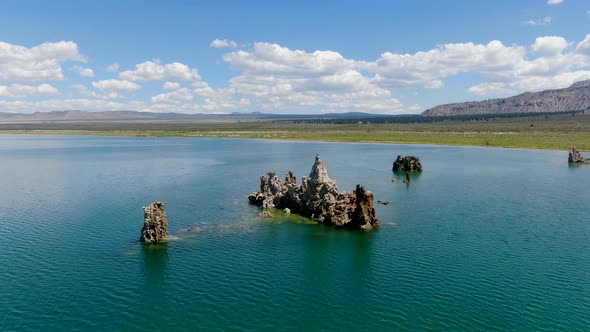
<box><xmin>422</xmin><ymin>80</ymin><xmax>590</xmax><ymax>116</ymax></box>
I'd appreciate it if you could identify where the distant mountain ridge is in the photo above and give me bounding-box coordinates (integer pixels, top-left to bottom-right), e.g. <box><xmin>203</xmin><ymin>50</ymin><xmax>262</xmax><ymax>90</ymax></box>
<box><xmin>0</xmin><ymin>110</ymin><xmax>176</xmax><ymax>121</ymax></box>
<box><xmin>422</xmin><ymin>80</ymin><xmax>590</xmax><ymax>116</ymax></box>
<box><xmin>0</xmin><ymin>110</ymin><xmax>395</xmax><ymax>122</ymax></box>
<box><xmin>0</xmin><ymin>110</ymin><xmax>275</xmax><ymax>121</ymax></box>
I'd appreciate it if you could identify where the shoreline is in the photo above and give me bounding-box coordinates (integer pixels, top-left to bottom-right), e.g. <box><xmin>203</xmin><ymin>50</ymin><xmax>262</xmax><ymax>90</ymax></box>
<box><xmin>1</xmin><ymin>129</ymin><xmax>588</xmax><ymax>152</ymax></box>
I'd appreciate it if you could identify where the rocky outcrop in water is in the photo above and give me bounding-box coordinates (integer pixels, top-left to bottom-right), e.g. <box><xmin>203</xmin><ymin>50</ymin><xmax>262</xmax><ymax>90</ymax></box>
<box><xmin>392</xmin><ymin>155</ymin><xmax>423</xmax><ymax>172</ymax></box>
<box><xmin>568</xmin><ymin>147</ymin><xmax>590</xmax><ymax>164</ymax></box>
<box><xmin>248</xmin><ymin>155</ymin><xmax>379</xmax><ymax>229</ymax></box>
<box><xmin>140</xmin><ymin>201</ymin><xmax>169</xmax><ymax>243</ymax></box>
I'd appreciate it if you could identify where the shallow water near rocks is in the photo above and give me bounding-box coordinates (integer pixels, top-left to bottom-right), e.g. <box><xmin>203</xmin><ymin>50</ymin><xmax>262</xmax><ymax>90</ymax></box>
<box><xmin>1</xmin><ymin>135</ymin><xmax>589</xmax><ymax>330</ymax></box>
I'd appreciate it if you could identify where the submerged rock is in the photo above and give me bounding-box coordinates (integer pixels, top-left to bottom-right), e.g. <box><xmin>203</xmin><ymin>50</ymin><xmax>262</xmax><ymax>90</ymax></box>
<box><xmin>140</xmin><ymin>201</ymin><xmax>169</xmax><ymax>243</ymax></box>
<box><xmin>392</xmin><ymin>155</ymin><xmax>423</xmax><ymax>172</ymax></box>
<box><xmin>568</xmin><ymin>147</ymin><xmax>590</xmax><ymax>164</ymax></box>
<box><xmin>403</xmin><ymin>172</ymin><xmax>411</xmax><ymax>184</ymax></box>
<box><xmin>177</xmin><ymin>226</ymin><xmax>203</xmax><ymax>233</ymax></box>
<box><xmin>248</xmin><ymin>155</ymin><xmax>379</xmax><ymax>229</ymax></box>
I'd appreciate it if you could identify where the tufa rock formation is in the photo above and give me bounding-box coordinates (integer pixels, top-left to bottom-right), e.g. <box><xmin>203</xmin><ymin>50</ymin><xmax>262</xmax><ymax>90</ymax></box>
<box><xmin>140</xmin><ymin>201</ymin><xmax>169</xmax><ymax>243</ymax></box>
<box><xmin>423</xmin><ymin>80</ymin><xmax>590</xmax><ymax>116</ymax></box>
<box><xmin>393</xmin><ymin>155</ymin><xmax>423</xmax><ymax>172</ymax></box>
<box><xmin>568</xmin><ymin>147</ymin><xmax>590</xmax><ymax>164</ymax></box>
<box><xmin>248</xmin><ymin>155</ymin><xmax>379</xmax><ymax>229</ymax></box>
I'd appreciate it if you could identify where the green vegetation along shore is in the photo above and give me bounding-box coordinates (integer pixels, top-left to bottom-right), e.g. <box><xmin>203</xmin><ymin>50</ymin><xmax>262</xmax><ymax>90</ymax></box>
<box><xmin>1</xmin><ymin>112</ymin><xmax>589</xmax><ymax>151</ymax></box>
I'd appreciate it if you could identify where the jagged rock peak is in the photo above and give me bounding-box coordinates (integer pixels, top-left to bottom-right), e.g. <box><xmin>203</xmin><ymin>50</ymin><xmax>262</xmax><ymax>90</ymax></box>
<box><xmin>140</xmin><ymin>201</ymin><xmax>169</xmax><ymax>243</ymax></box>
<box><xmin>568</xmin><ymin>147</ymin><xmax>590</xmax><ymax>164</ymax></box>
<box><xmin>309</xmin><ymin>154</ymin><xmax>335</xmax><ymax>185</ymax></box>
<box><xmin>285</xmin><ymin>171</ymin><xmax>297</xmax><ymax>184</ymax></box>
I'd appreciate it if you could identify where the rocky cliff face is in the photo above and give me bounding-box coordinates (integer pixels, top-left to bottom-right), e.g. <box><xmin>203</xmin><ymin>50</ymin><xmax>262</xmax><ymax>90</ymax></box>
<box><xmin>248</xmin><ymin>155</ymin><xmax>379</xmax><ymax>229</ymax></box>
<box><xmin>568</xmin><ymin>147</ymin><xmax>590</xmax><ymax>164</ymax></box>
<box><xmin>423</xmin><ymin>80</ymin><xmax>590</xmax><ymax>116</ymax></box>
<box><xmin>392</xmin><ymin>155</ymin><xmax>423</xmax><ymax>172</ymax></box>
<box><xmin>140</xmin><ymin>201</ymin><xmax>169</xmax><ymax>243</ymax></box>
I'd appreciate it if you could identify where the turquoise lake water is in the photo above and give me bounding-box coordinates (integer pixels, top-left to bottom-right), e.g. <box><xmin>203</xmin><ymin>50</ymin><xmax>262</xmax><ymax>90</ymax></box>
<box><xmin>1</xmin><ymin>135</ymin><xmax>589</xmax><ymax>331</ymax></box>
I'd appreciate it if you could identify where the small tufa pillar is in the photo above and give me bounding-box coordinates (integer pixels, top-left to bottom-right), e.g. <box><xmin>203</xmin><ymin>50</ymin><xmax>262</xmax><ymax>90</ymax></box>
<box><xmin>140</xmin><ymin>201</ymin><xmax>169</xmax><ymax>243</ymax></box>
<box><xmin>403</xmin><ymin>172</ymin><xmax>411</xmax><ymax>184</ymax></box>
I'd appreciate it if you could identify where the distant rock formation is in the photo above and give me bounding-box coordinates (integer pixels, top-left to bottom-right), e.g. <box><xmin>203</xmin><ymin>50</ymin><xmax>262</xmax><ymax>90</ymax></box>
<box><xmin>248</xmin><ymin>155</ymin><xmax>379</xmax><ymax>229</ymax></box>
<box><xmin>393</xmin><ymin>155</ymin><xmax>423</xmax><ymax>172</ymax></box>
<box><xmin>422</xmin><ymin>80</ymin><xmax>590</xmax><ymax>116</ymax></box>
<box><xmin>568</xmin><ymin>147</ymin><xmax>590</xmax><ymax>164</ymax></box>
<box><xmin>140</xmin><ymin>201</ymin><xmax>169</xmax><ymax>243</ymax></box>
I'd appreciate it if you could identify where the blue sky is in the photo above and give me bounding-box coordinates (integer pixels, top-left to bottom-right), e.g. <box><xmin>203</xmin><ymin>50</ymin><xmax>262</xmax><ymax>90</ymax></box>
<box><xmin>1</xmin><ymin>0</ymin><xmax>589</xmax><ymax>114</ymax></box>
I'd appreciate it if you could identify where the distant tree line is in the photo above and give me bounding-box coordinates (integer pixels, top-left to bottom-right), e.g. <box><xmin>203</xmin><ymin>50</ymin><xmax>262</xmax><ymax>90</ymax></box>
<box><xmin>270</xmin><ymin>110</ymin><xmax>587</xmax><ymax>125</ymax></box>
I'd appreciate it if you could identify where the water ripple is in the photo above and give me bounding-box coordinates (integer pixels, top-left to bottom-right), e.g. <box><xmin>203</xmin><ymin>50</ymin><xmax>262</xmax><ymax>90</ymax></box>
<box><xmin>1</xmin><ymin>136</ymin><xmax>590</xmax><ymax>330</ymax></box>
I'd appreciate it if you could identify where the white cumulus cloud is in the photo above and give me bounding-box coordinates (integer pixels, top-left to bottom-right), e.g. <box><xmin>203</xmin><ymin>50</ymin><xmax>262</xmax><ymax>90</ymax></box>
<box><xmin>92</xmin><ymin>79</ymin><xmax>141</xmax><ymax>92</ymax></box>
<box><xmin>222</xmin><ymin>42</ymin><xmax>402</xmax><ymax>113</ymax></box>
<box><xmin>0</xmin><ymin>41</ymin><xmax>84</xmax><ymax>81</ymax></box>
<box><xmin>70</xmin><ymin>65</ymin><xmax>95</xmax><ymax>77</ymax></box>
<box><xmin>162</xmin><ymin>81</ymin><xmax>181</xmax><ymax>90</ymax></box>
<box><xmin>527</xmin><ymin>16</ymin><xmax>552</xmax><ymax>26</ymax></box>
<box><xmin>0</xmin><ymin>98</ymin><xmax>145</xmax><ymax>113</ymax></box>
<box><xmin>547</xmin><ymin>0</ymin><xmax>563</xmax><ymax>5</ymax></box>
<box><xmin>467</xmin><ymin>82</ymin><xmax>513</xmax><ymax>95</ymax></box>
<box><xmin>575</xmin><ymin>33</ymin><xmax>590</xmax><ymax>54</ymax></box>
<box><xmin>3</xmin><ymin>33</ymin><xmax>590</xmax><ymax>114</ymax></box>
<box><xmin>367</xmin><ymin>40</ymin><xmax>526</xmax><ymax>88</ymax></box>
<box><xmin>210</xmin><ymin>39</ymin><xmax>238</xmax><ymax>48</ymax></box>
<box><xmin>119</xmin><ymin>60</ymin><xmax>201</xmax><ymax>82</ymax></box>
<box><xmin>532</xmin><ymin>36</ymin><xmax>569</xmax><ymax>56</ymax></box>
<box><xmin>224</xmin><ymin>42</ymin><xmax>357</xmax><ymax>76</ymax></box>
<box><xmin>0</xmin><ymin>83</ymin><xmax>59</xmax><ymax>98</ymax></box>
<box><xmin>151</xmin><ymin>88</ymin><xmax>193</xmax><ymax>103</ymax></box>
<box><xmin>106</xmin><ymin>63</ymin><xmax>120</xmax><ymax>72</ymax></box>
